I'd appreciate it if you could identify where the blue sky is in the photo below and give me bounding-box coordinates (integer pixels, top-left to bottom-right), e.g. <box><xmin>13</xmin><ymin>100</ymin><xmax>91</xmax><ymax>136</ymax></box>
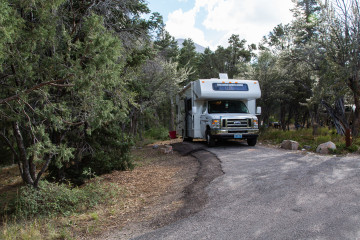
<box><xmin>147</xmin><ymin>0</ymin><xmax>295</xmax><ymax>50</ymax></box>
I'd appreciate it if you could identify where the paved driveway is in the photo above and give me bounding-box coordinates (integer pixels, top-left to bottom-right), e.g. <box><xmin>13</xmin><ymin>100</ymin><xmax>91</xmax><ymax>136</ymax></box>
<box><xmin>134</xmin><ymin>143</ymin><xmax>360</xmax><ymax>240</ymax></box>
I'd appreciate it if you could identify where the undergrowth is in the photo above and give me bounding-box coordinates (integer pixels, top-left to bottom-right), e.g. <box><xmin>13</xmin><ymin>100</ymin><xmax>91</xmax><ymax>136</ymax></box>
<box><xmin>1</xmin><ymin>178</ymin><xmax>125</xmax><ymax>240</ymax></box>
<box><xmin>260</xmin><ymin>127</ymin><xmax>359</xmax><ymax>153</ymax></box>
<box><xmin>144</xmin><ymin>127</ymin><xmax>170</xmax><ymax>141</ymax></box>
<box><xmin>14</xmin><ymin>179</ymin><xmax>121</xmax><ymax>219</ymax></box>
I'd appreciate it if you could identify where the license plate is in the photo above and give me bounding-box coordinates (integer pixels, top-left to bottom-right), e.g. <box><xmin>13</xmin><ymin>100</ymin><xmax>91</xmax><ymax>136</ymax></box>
<box><xmin>234</xmin><ymin>134</ymin><xmax>242</xmax><ymax>139</ymax></box>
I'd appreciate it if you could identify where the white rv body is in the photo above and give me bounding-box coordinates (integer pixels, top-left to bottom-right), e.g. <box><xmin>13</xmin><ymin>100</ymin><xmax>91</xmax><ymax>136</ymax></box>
<box><xmin>176</xmin><ymin>77</ymin><xmax>261</xmax><ymax>146</ymax></box>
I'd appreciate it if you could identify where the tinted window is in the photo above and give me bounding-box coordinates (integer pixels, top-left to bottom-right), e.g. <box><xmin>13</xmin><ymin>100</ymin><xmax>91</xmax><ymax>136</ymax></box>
<box><xmin>208</xmin><ymin>100</ymin><xmax>249</xmax><ymax>114</ymax></box>
<box><xmin>212</xmin><ymin>83</ymin><xmax>249</xmax><ymax>91</ymax></box>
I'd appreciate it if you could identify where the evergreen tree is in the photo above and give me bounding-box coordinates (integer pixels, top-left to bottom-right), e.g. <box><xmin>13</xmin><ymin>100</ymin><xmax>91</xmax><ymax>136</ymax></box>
<box><xmin>197</xmin><ymin>48</ymin><xmax>218</xmax><ymax>79</ymax></box>
<box><xmin>178</xmin><ymin>38</ymin><xmax>199</xmax><ymax>84</ymax></box>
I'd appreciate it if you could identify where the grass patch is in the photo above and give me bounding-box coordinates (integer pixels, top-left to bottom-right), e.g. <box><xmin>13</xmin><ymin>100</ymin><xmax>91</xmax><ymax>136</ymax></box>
<box><xmin>260</xmin><ymin>127</ymin><xmax>359</xmax><ymax>154</ymax></box>
<box><xmin>14</xmin><ymin>179</ymin><xmax>122</xmax><ymax>219</ymax></box>
<box><xmin>144</xmin><ymin>127</ymin><xmax>170</xmax><ymax>141</ymax></box>
<box><xmin>0</xmin><ymin>144</ymin><xmax>176</xmax><ymax>239</ymax></box>
<box><xmin>0</xmin><ymin>176</ymin><xmax>126</xmax><ymax>239</ymax></box>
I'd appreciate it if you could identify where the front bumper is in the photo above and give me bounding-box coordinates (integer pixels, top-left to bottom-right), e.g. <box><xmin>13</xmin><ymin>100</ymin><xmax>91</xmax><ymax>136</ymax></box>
<box><xmin>210</xmin><ymin>129</ymin><xmax>259</xmax><ymax>139</ymax></box>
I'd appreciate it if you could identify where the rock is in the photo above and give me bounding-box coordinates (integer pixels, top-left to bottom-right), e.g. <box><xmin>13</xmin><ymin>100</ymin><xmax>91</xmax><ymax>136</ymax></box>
<box><xmin>160</xmin><ymin>145</ymin><xmax>173</xmax><ymax>154</ymax></box>
<box><xmin>316</xmin><ymin>141</ymin><xmax>336</xmax><ymax>154</ymax></box>
<box><xmin>152</xmin><ymin>144</ymin><xmax>159</xmax><ymax>149</ymax></box>
<box><xmin>280</xmin><ymin>140</ymin><xmax>299</xmax><ymax>150</ymax></box>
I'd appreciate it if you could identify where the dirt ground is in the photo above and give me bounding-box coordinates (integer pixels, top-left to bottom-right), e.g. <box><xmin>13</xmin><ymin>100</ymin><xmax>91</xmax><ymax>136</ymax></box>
<box><xmin>93</xmin><ymin>140</ymin><xmax>222</xmax><ymax>239</ymax></box>
<box><xmin>98</xmin><ymin>140</ymin><xmax>223</xmax><ymax>240</ymax></box>
<box><xmin>0</xmin><ymin>139</ymin><xmax>222</xmax><ymax>240</ymax></box>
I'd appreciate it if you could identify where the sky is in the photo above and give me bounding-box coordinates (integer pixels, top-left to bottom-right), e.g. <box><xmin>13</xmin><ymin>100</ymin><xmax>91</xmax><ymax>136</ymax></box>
<box><xmin>147</xmin><ymin>0</ymin><xmax>295</xmax><ymax>50</ymax></box>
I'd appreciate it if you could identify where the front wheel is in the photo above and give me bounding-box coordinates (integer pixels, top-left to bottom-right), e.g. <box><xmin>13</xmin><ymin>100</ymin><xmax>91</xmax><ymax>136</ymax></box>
<box><xmin>206</xmin><ymin>131</ymin><xmax>215</xmax><ymax>147</ymax></box>
<box><xmin>247</xmin><ymin>138</ymin><xmax>257</xmax><ymax>146</ymax></box>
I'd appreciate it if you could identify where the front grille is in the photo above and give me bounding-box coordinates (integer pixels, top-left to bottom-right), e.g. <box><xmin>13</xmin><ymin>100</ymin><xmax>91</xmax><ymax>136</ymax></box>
<box><xmin>223</xmin><ymin>119</ymin><xmax>250</xmax><ymax>128</ymax></box>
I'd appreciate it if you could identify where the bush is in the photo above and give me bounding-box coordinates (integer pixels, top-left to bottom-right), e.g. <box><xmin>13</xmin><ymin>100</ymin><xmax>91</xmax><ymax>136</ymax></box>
<box><xmin>15</xmin><ymin>180</ymin><xmax>121</xmax><ymax>219</ymax></box>
<box><xmin>260</xmin><ymin>127</ymin><xmax>360</xmax><ymax>154</ymax></box>
<box><xmin>144</xmin><ymin>127</ymin><xmax>169</xmax><ymax>141</ymax></box>
<box><xmin>315</xmin><ymin>135</ymin><xmax>331</xmax><ymax>145</ymax></box>
<box><xmin>46</xmin><ymin>124</ymin><xmax>134</xmax><ymax>185</ymax></box>
<box><xmin>347</xmin><ymin>144</ymin><xmax>359</xmax><ymax>153</ymax></box>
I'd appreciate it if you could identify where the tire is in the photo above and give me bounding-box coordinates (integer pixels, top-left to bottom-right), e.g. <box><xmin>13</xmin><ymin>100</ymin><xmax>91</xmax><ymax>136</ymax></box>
<box><xmin>247</xmin><ymin>138</ymin><xmax>257</xmax><ymax>146</ymax></box>
<box><xmin>206</xmin><ymin>131</ymin><xmax>215</xmax><ymax>147</ymax></box>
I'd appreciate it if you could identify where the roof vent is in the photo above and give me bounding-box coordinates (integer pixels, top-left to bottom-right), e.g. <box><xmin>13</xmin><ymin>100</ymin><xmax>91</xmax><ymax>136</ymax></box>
<box><xmin>219</xmin><ymin>73</ymin><xmax>228</xmax><ymax>79</ymax></box>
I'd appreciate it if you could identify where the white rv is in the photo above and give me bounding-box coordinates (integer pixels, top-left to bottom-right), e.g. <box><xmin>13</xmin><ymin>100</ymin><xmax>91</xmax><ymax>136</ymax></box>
<box><xmin>176</xmin><ymin>74</ymin><xmax>261</xmax><ymax>146</ymax></box>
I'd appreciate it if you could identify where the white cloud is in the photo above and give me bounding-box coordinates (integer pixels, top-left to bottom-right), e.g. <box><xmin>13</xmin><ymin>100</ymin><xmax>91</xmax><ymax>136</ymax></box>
<box><xmin>165</xmin><ymin>0</ymin><xmax>294</xmax><ymax>50</ymax></box>
<box><xmin>202</xmin><ymin>0</ymin><xmax>294</xmax><ymax>45</ymax></box>
<box><xmin>166</xmin><ymin>7</ymin><xmax>211</xmax><ymax>48</ymax></box>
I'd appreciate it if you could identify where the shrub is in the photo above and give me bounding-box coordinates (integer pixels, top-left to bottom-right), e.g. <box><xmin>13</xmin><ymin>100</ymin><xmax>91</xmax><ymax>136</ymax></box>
<box><xmin>260</xmin><ymin>127</ymin><xmax>360</xmax><ymax>154</ymax></box>
<box><xmin>46</xmin><ymin>124</ymin><xmax>134</xmax><ymax>184</ymax></box>
<box><xmin>346</xmin><ymin>144</ymin><xmax>359</xmax><ymax>153</ymax></box>
<box><xmin>87</xmin><ymin>125</ymin><xmax>134</xmax><ymax>175</ymax></box>
<box><xmin>144</xmin><ymin>127</ymin><xmax>169</xmax><ymax>141</ymax></box>
<box><xmin>15</xmin><ymin>180</ymin><xmax>121</xmax><ymax>219</ymax></box>
<box><xmin>315</xmin><ymin>135</ymin><xmax>331</xmax><ymax>145</ymax></box>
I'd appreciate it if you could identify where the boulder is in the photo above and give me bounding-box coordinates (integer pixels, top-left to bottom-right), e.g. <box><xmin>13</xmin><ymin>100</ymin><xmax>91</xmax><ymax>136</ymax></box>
<box><xmin>160</xmin><ymin>145</ymin><xmax>173</xmax><ymax>154</ymax></box>
<box><xmin>280</xmin><ymin>140</ymin><xmax>299</xmax><ymax>150</ymax></box>
<box><xmin>316</xmin><ymin>141</ymin><xmax>336</xmax><ymax>154</ymax></box>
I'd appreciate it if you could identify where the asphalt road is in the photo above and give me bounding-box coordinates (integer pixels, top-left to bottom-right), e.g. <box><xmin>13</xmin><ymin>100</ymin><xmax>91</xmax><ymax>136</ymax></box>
<box><xmin>133</xmin><ymin>142</ymin><xmax>360</xmax><ymax>240</ymax></box>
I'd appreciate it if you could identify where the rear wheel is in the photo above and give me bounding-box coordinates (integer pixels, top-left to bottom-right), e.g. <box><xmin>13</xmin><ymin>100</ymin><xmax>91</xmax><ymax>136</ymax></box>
<box><xmin>247</xmin><ymin>138</ymin><xmax>257</xmax><ymax>146</ymax></box>
<box><xmin>206</xmin><ymin>130</ymin><xmax>215</xmax><ymax>147</ymax></box>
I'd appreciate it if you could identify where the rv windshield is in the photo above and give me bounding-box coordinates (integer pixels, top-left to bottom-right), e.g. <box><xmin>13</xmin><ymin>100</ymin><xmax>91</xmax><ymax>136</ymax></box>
<box><xmin>208</xmin><ymin>100</ymin><xmax>249</xmax><ymax>114</ymax></box>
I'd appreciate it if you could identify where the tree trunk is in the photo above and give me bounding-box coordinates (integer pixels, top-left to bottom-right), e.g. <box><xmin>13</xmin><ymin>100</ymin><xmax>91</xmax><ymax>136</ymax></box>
<box><xmin>286</xmin><ymin>108</ymin><xmax>292</xmax><ymax>131</ymax></box>
<box><xmin>352</xmin><ymin>93</ymin><xmax>360</xmax><ymax>136</ymax></box>
<box><xmin>12</xmin><ymin>122</ymin><xmax>34</xmax><ymax>185</ymax></box>
<box><xmin>321</xmin><ymin>98</ymin><xmax>349</xmax><ymax>135</ymax></box>
<box><xmin>280</xmin><ymin>104</ymin><xmax>286</xmax><ymax>131</ymax></box>
<box><xmin>169</xmin><ymin>95</ymin><xmax>175</xmax><ymax>131</ymax></box>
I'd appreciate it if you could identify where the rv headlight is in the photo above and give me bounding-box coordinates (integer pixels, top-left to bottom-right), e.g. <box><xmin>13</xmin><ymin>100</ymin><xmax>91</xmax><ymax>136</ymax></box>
<box><xmin>212</xmin><ymin>119</ymin><xmax>221</xmax><ymax>128</ymax></box>
<box><xmin>253</xmin><ymin>119</ymin><xmax>258</xmax><ymax>127</ymax></box>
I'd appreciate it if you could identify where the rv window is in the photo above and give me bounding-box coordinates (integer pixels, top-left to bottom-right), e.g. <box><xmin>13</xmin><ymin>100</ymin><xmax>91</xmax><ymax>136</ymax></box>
<box><xmin>212</xmin><ymin>83</ymin><xmax>249</xmax><ymax>91</ymax></box>
<box><xmin>208</xmin><ymin>100</ymin><xmax>249</xmax><ymax>114</ymax></box>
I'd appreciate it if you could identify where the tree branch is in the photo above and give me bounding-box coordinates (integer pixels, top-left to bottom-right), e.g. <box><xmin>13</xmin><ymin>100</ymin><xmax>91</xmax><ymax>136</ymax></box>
<box><xmin>34</xmin><ymin>154</ymin><xmax>53</xmax><ymax>188</ymax></box>
<box><xmin>0</xmin><ymin>75</ymin><xmax>73</xmax><ymax>105</ymax></box>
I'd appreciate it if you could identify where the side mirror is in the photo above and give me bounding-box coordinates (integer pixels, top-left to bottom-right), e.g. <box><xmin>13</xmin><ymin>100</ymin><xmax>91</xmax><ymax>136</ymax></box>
<box><xmin>256</xmin><ymin>106</ymin><xmax>262</xmax><ymax>115</ymax></box>
<box><xmin>192</xmin><ymin>106</ymin><xmax>197</xmax><ymax>114</ymax></box>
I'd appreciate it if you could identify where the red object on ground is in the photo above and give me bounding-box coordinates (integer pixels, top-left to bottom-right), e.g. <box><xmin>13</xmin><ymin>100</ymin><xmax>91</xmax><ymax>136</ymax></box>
<box><xmin>169</xmin><ymin>131</ymin><xmax>177</xmax><ymax>139</ymax></box>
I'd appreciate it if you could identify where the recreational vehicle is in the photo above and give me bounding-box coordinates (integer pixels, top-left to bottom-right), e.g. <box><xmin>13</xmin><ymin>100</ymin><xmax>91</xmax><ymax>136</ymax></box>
<box><xmin>176</xmin><ymin>74</ymin><xmax>261</xmax><ymax>146</ymax></box>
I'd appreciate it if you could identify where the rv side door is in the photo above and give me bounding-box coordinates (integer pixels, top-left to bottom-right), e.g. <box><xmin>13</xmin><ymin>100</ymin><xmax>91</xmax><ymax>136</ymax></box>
<box><xmin>176</xmin><ymin>96</ymin><xmax>185</xmax><ymax>134</ymax></box>
<box><xmin>185</xmin><ymin>98</ymin><xmax>193</xmax><ymax>138</ymax></box>
<box><xmin>200</xmin><ymin>102</ymin><xmax>208</xmax><ymax>139</ymax></box>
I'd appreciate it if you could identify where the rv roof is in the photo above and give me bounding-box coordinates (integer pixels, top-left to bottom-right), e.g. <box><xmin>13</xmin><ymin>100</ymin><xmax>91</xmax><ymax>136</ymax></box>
<box><xmin>192</xmin><ymin>79</ymin><xmax>261</xmax><ymax>100</ymax></box>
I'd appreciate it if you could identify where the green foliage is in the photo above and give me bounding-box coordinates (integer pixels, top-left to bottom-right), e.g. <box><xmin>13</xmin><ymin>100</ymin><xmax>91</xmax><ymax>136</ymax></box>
<box><xmin>15</xmin><ymin>180</ymin><xmax>121</xmax><ymax>219</ymax></box>
<box><xmin>260</xmin><ymin>127</ymin><xmax>360</xmax><ymax>154</ymax></box>
<box><xmin>87</xmin><ymin>126</ymin><xmax>134</xmax><ymax>175</ymax></box>
<box><xmin>315</xmin><ymin>135</ymin><xmax>331</xmax><ymax>145</ymax></box>
<box><xmin>144</xmin><ymin>127</ymin><xmax>169</xmax><ymax>141</ymax></box>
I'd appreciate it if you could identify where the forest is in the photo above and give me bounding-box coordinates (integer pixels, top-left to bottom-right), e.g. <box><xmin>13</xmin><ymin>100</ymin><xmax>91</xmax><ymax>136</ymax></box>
<box><xmin>1</xmin><ymin>0</ymin><xmax>360</xmax><ymax>188</ymax></box>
